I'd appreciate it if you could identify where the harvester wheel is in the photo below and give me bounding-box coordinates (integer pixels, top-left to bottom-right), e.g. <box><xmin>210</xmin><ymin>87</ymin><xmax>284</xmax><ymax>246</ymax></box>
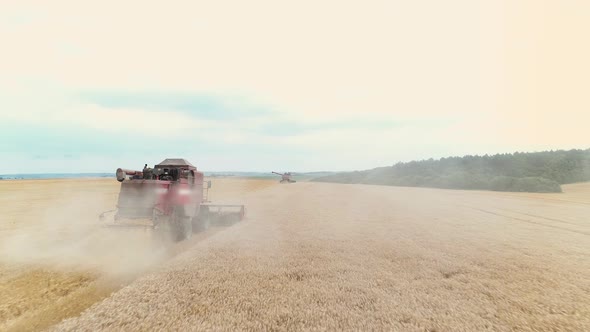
<box><xmin>182</xmin><ymin>216</ymin><xmax>192</xmax><ymax>240</ymax></box>
<box><xmin>193</xmin><ymin>206</ymin><xmax>210</xmax><ymax>232</ymax></box>
<box><xmin>172</xmin><ymin>207</ymin><xmax>192</xmax><ymax>241</ymax></box>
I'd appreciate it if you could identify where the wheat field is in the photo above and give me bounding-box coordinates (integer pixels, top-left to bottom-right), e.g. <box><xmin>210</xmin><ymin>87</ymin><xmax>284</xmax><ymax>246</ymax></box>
<box><xmin>1</xmin><ymin>179</ymin><xmax>589</xmax><ymax>331</ymax></box>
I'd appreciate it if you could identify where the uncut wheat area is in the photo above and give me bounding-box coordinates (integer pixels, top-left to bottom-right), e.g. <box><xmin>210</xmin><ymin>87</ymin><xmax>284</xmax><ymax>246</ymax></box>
<box><xmin>46</xmin><ymin>180</ymin><xmax>589</xmax><ymax>331</ymax></box>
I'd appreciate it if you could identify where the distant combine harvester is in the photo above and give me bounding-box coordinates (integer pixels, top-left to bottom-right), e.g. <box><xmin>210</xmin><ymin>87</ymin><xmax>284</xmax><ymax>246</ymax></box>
<box><xmin>272</xmin><ymin>172</ymin><xmax>296</xmax><ymax>184</ymax></box>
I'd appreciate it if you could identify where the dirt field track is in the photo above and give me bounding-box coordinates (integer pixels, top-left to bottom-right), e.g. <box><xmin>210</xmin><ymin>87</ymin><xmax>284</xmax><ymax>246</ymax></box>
<box><xmin>1</xmin><ymin>179</ymin><xmax>589</xmax><ymax>331</ymax></box>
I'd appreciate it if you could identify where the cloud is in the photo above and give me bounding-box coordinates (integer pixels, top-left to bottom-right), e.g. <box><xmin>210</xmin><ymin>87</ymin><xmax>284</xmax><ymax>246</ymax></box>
<box><xmin>77</xmin><ymin>91</ymin><xmax>272</xmax><ymax>120</ymax></box>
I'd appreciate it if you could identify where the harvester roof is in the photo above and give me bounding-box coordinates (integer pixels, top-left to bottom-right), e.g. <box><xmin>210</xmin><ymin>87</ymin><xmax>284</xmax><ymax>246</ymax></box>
<box><xmin>156</xmin><ymin>158</ymin><xmax>195</xmax><ymax>167</ymax></box>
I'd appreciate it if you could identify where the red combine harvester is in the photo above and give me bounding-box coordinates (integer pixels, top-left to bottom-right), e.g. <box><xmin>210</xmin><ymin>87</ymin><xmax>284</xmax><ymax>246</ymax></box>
<box><xmin>272</xmin><ymin>171</ymin><xmax>296</xmax><ymax>183</ymax></box>
<box><xmin>99</xmin><ymin>158</ymin><xmax>245</xmax><ymax>241</ymax></box>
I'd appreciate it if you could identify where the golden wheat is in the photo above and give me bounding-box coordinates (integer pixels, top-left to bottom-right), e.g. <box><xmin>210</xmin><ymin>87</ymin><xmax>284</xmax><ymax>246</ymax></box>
<box><xmin>50</xmin><ymin>181</ymin><xmax>590</xmax><ymax>331</ymax></box>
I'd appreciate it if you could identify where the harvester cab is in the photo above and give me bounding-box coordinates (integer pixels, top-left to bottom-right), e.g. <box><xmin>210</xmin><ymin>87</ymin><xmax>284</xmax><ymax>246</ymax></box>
<box><xmin>101</xmin><ymin>158</ymin><xmax>245</xmax><ymax>242</ymax></box>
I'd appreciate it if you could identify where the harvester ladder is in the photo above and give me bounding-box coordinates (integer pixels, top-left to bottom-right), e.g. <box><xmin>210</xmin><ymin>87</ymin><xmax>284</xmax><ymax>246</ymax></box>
<box><xmin>204</xmin><ymin>185</ymin><xmax>210</xmax><ymax>202</ymax></box>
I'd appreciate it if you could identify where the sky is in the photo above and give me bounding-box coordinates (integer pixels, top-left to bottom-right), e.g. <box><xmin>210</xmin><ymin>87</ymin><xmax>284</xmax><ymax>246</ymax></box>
<box><xmin>1</xmin><ymin>0</ymin><xmax>589</xmax><ymax>174</ymax></box>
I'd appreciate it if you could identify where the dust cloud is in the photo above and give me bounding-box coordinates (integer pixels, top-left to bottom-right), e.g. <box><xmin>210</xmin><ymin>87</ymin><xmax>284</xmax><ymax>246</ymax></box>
<box><xmin>0</xmin><ymin>178</ymin><xmax>257</xmax><ymax>331</ymax></box>
<box><xmin>0</xmin><ymin>180</ymin><xmax>169</xmax><ymax>280</ymax></box>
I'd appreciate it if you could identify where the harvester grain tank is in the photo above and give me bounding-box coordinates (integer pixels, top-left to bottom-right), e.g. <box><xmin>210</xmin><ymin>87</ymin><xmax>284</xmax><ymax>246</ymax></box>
<box><xmin>272</xmin><ymin>171</ymin><xmax>296</xmax><ymax>183</ymax></box>
<box><xmin>100</xmin><ymin>158</ymin><xmax>245</xmax><ymax>241</ymax></box>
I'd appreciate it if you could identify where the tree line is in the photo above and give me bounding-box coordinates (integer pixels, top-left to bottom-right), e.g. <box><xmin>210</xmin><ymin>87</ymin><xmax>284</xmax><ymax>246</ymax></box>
<box><xmin>312</xmin><ymin>149</ymin><xmax>590</xmax><ymax>193</ymax></box>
